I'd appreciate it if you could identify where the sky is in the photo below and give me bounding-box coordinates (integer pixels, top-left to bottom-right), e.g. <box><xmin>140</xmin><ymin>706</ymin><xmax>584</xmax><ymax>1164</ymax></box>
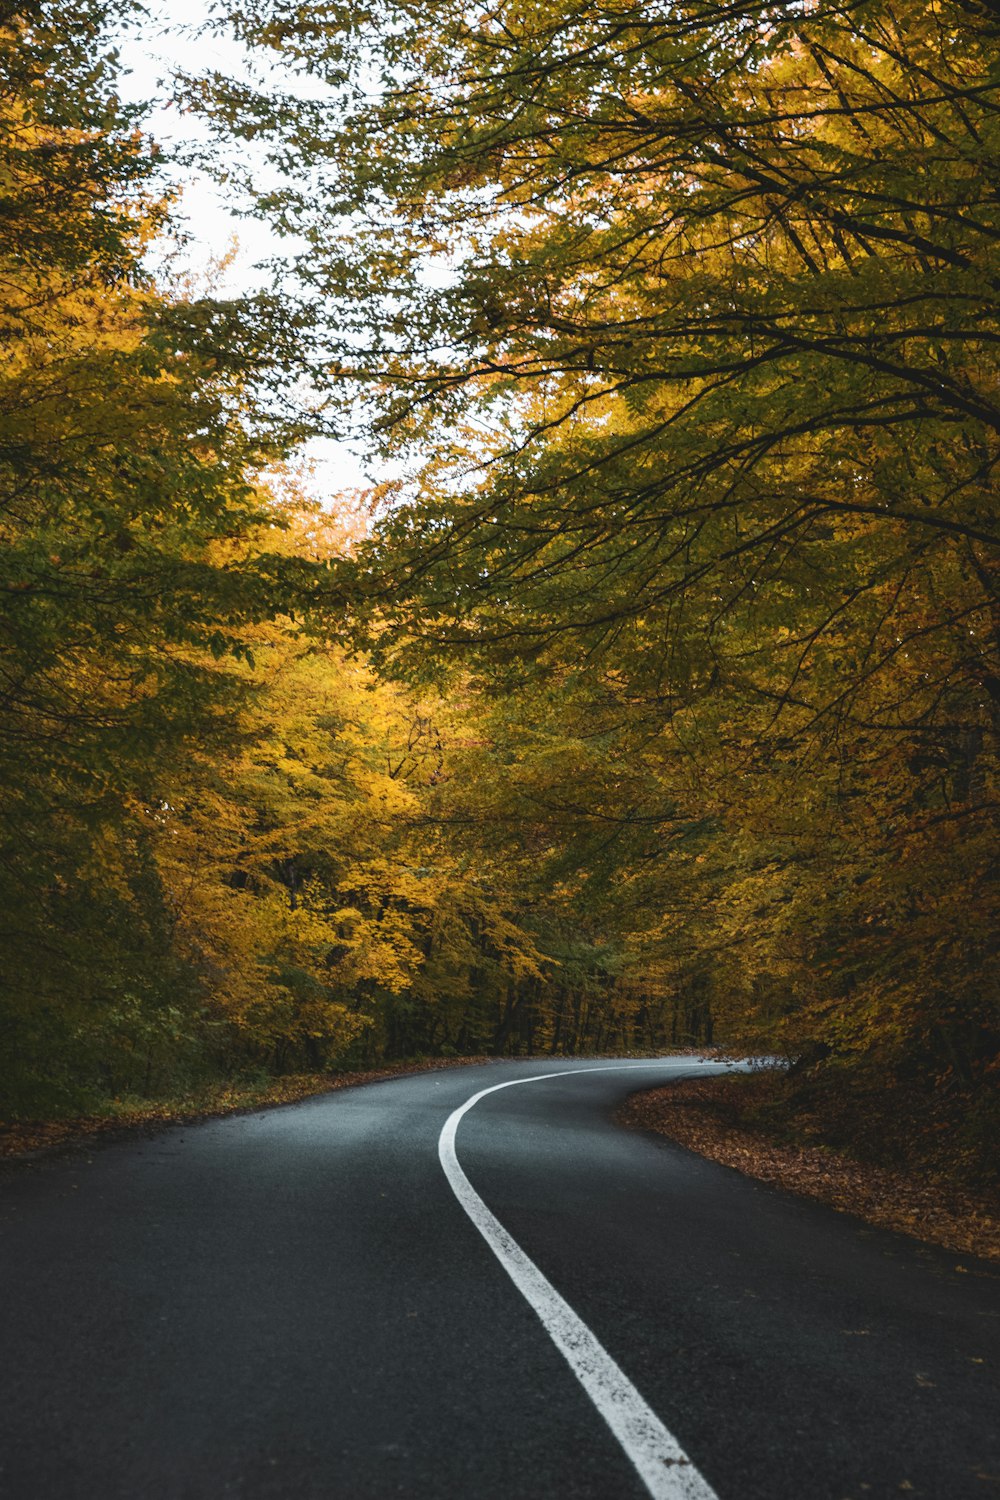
<box><xmin>117</xmin><ymin>0</ymin><xmax>374</xmax><ymax>499</ymax></box>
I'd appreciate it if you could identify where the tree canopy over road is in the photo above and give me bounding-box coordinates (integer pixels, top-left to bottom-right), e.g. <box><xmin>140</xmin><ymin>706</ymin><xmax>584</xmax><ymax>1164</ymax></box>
<box><xmin>2</xmin><ymin>0</ymin><xmax>997</xmax><ymax>1177</ymax></box>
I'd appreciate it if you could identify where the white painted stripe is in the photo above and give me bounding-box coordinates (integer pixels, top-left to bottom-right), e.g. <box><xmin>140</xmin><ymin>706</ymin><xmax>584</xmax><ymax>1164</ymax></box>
<box><xmin>438</xmin><ymin>1063</ymin><xmax>721</xmax><ymax>1500</ymax></box>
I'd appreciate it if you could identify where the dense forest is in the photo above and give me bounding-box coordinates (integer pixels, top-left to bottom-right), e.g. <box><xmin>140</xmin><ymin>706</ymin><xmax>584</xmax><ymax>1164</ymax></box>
<box><xmin>1</xmin><ymin>0</ymin><xmax>997</xmax><ymax>1158</ymax></box>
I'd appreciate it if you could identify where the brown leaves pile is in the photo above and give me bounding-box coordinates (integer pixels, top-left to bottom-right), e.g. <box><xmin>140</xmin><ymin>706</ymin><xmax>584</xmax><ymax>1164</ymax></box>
<box><xmin>621</xmin><ymin>1077</ymin><xmax>1000</xmax><ymax>1265</ymax></box>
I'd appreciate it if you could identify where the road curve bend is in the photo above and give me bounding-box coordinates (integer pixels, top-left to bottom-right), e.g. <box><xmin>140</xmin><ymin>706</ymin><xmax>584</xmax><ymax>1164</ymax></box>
<box><xmin>1</xmin><ymin>1057</ymin><xmax>997</xmax><ymax>1500</ymax></box>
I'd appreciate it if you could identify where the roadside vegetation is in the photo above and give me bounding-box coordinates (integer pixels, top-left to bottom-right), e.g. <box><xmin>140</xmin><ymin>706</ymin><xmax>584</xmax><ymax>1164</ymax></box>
<box><xmin>622</xmin><ymin>1069</ymin><xmax>1000</xmax><ymax>1262</ymax></box>
<box><xmin>1</xmin><ymin>0</ymin><xmax>997</xmax><ymax>1199</ymax></box>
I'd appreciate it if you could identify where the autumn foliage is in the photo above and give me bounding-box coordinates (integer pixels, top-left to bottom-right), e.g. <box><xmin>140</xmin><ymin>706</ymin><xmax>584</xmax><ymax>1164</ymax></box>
<box><xmin>1</xmin><ymin>0</ymin><xmax>997</xmax><ymax>1161</ymax></box>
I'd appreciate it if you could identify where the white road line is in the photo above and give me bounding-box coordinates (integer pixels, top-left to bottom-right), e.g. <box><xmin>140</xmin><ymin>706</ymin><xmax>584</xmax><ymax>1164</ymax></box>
<box><xmin>437</xmin><ymin>1063</ymin><xmax>722</xmax><ymax>1500</ymax></box>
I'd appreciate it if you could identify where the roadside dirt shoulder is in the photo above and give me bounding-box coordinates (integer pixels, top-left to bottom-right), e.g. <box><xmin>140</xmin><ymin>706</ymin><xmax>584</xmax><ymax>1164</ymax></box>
<box><xmin>621</xmin><ymin>1074</ymin><xmax>1000</xmax><ymax>1265</ymax></box>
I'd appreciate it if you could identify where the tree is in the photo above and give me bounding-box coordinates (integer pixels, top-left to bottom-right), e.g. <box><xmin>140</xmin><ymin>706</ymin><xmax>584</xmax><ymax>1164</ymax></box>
<box><xmin>0</xmin><ymin>0</ymin><xmax>319</xmax><ymax>1111</ymax></box>
<box><xmin>198</xmin><ymin>0</ymin><xmax>999</xmax><ymax>1085</ymax></box>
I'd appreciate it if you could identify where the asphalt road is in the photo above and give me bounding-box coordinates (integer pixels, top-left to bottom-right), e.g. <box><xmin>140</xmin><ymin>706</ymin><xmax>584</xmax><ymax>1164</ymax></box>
<box><xmin>1</xmin><ymin>1058</ymin><xmax>997</xmax><ymax>1500</ymax></box>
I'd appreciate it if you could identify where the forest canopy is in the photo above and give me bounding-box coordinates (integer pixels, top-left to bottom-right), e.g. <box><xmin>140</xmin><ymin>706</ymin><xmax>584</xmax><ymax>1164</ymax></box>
<box><xmin>1</xmin><ymin>0</ymin><xmax>997</xmax><ymax>1151</ymax></box>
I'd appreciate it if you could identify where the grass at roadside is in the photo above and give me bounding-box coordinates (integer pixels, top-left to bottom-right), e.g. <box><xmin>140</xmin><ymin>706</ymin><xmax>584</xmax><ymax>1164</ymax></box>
<box><xmin>621</xmin><ymin>1069</ymin><xmax>1000</xmax><ymax>1265</ymax></box>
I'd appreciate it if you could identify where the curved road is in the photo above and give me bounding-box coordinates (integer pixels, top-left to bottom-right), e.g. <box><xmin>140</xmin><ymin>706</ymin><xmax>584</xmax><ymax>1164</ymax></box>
<box><xmin>1</xmin><ymin>1058</ymin><xmax>997</xmax><ymax>1499</ymax></box>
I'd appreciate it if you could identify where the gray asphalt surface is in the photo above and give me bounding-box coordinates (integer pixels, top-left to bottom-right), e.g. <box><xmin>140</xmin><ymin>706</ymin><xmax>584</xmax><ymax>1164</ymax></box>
<box><xmin>0</xmin><ymin>1057</ymin><xmax>997</xmax><ymax>1500</ymax></box>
